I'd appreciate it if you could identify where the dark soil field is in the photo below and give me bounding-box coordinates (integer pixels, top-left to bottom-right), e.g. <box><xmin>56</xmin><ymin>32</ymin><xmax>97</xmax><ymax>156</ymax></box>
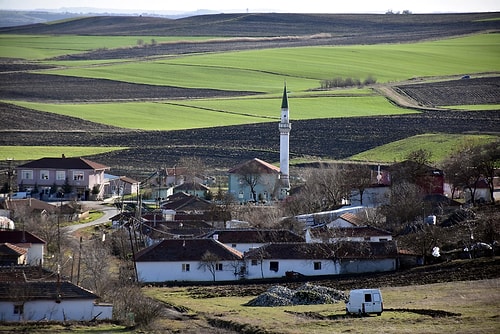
<box><xmin>0</xmin><ymin>13</ymin><xmax>499</xmax><ymax>179</ymax></box>
<box><xmin>1</xmin><ymin>78</ymin><xmax>499</xmax><ymax>179</ymax></box>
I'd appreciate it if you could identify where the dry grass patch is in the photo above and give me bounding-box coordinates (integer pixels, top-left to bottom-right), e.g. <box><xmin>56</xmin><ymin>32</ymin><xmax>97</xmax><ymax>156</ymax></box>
<box><xmin>145</xmin><ymin>278</ymin><xmax>499</xmax><ymax>334</ymax></box>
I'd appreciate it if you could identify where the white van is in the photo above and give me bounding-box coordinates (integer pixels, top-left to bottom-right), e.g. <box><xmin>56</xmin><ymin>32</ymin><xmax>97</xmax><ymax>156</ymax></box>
<box><xmin>345</xmin><ymin>289</ymin><xmax>383</xmax><ymax>316</ymax></box>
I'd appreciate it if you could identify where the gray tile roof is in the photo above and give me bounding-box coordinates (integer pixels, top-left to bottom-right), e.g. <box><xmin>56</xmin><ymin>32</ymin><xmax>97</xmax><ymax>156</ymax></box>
<box><xmin>18</xmin><ymin>157</ymin><xmax>109</xmax><ymax>171</ymax></box>
<box><xmin>135</xmin><ymin>238</ymin><xmax>243</xmax><ymax>262</ymax></box>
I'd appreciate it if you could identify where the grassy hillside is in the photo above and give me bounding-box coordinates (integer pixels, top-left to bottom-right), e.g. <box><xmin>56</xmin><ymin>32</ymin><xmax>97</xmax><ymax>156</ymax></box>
<box><xmin>0</xmin><ymin>146</ymin><xmax>126</xmax><ymax>160</ymax></box>
<box><xmin>40</xmin><ymin>34</ymin><xmax>500</xmax><ymax>91</ymax></box>
<box><xmin>349</xmin><ymin>134</ymin><xmax>500</xmax><ymax>163</ymax></box>
<box><xmin>8</xmin><ymin>95</ymin><xmax>415</xmax><ymax>130</ymax></box>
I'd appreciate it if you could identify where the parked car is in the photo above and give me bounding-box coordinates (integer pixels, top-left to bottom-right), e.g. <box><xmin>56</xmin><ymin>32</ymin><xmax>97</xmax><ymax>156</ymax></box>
<box><xmin>345</xmin><ymin>289</ymin><xmax>383</xmax><ymax>316</ymax></box>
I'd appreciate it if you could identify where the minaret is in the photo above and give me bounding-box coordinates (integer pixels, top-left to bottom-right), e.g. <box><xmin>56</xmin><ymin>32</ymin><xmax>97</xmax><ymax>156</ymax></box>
<box><xmin>279</xmin><ymin>83</ymin><xmax>291</xmax><ymax>190</ymax></box>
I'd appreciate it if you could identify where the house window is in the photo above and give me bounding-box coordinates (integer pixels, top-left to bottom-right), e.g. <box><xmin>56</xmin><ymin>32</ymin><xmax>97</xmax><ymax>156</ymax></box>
<box><xmin>56</xmin><ymin>171</ymin><xmax>66</xmax><ymax>181</ymax></box>
<box><xmin>269</xmin><ymin>261</ymin><xmax>279</xmax><ymax>272</ymax></box>
<box><xmin>22</xmin><ymin>170</ymin><xmax>33</xmax><ymax>180</ymax></box>
<box><xmin>40</xmin><ymin>170</ymin><xmax>49</xmax><ymax>180</ymax></box>
<box><xmin>216</xmin><ymin>263</ymin><xmax>223</xmax><ymax>271</ymax></box>
<box><xmin>182</xmin><ymin>263</ymin><xmax>190</xmax><ymax>272</ymax></box>
<box><xmin>73</xmin><ymin>171</ymin><xmax>84</xmax><ymax>181</ymax></box>
<box><xmin>14</xmin><ymin>304</ymin><xmax>24</xmax><ymax>315</ymax></box>
<box><xmin>314</xmin><ymin>261</ymin><xmax>322</xmax><ymax>270</ymax></box>
<box><xmin>251</xmin><ymin>259</ymin><xmax>258</xmax><ymax>266</ymax></box>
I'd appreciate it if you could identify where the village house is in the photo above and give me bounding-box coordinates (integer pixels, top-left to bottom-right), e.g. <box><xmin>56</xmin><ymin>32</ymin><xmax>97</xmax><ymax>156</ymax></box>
<box><xmin>15</xmin><ymin>156</ymin><xmax>110</xmax><ymax>200</ymax></box>
<box><xmin>0</xmin><ymin>230</ymin><xmax>45</xmax><ymax>266</ymax></box>
<box><xmin>104</xmin><ymin>174</ymin><xmax>140</xmax><ymax>198</ymax></box>
<box><xmin>0</xmin><ymin>266</ymin><xmax>112</xmax><ymax>322</ymax></box>
<box><xmin>134</xmin><ymin>235</ymin><xmax>399</xmax><ymax>282</ymax></box>
<box><xmin>228</xmin><ymin>158</ymin><xmax>284</xmax><ymax>204</ymax></box>
<box><xmin>0</xmin><ymin>243</ymin><xmax>27</xmax><ymax>265</ymax></box>
<box><xmin>135</xmin><ymin>238</ymin><xmax>244</xmax><ymax>282</ymax></box>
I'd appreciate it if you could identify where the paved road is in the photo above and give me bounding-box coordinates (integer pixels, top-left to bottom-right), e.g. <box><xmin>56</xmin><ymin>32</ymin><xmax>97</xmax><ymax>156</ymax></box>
<box><xmin>63</xmin><ymin>201</ymin><xmax>120</xmax><ymax>233</ymax></box>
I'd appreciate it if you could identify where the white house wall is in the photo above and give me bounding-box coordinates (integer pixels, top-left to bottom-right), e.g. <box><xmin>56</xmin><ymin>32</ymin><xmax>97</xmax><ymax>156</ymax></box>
<box><xmin>137</xmin><ymin>261</ymin><xmax>243</xmax><ymax>283</ymax></box>
<box><xmin>244</xmin><ymin>259</ymin><xmax>340</xmax><ymax>280</ymax></box>
<box><xmin>0</xmin><ymin>299</ymin><xmax>110</xmax><ymax>322</ymax></box>
<box><xmin>228</xmin><ymin>173</ymin><xmax>279</xmax><ymax>203</ymax></box>
<box><xmin>349</xmin><ymin>187</ymin><xmax>390</xmax><ymax>207</ymax></box>
<box><xmin>27</xmin><ymin>244</ymin><xmax>44</xmax><ymax>266</ymax></box>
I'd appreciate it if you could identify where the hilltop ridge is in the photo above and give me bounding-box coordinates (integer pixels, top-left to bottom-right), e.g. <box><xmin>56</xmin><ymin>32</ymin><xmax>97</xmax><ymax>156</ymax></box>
<box><xmin>0</xmin><ymin>12</ymin><xmax>498</xmax><ymax>38</ymax></box>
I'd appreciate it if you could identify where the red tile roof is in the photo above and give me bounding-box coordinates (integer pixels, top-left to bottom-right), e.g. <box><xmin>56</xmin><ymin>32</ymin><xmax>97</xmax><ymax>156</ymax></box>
<box><xmin>0</xmin><ymin>242</ymin><xmax>28</xmax><ymax>256</ymax></box>
<box><xmin>338</xmin><ymin>213</ymin><xmax>364</xmax><ymax>226</ymax></box>
<box><xmin>228</xmin><ymin>158</ymin><xmax>280</xmax><ymax>174</ymax></box>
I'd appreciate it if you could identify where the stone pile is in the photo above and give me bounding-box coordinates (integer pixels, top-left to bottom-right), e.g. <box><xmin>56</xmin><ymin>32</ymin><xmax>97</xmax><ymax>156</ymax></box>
<box><xmin>245</xmin><ymin>283</ymin><xmax>347</xmax><ymax>307</ymax></box>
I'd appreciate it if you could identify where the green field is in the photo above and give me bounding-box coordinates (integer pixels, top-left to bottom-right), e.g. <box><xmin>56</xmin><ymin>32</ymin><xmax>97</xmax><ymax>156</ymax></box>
<box><xmin>1</xmin><ymin>32</ymin><xmax>499</xmax><ymax>164</ymax></box>
<box><xmin>0</xmin><ymin>146</ymin><xmax>126</xmax><ymax>160</ymax></box>
<box><xmin>349</xmin><ymin>133</ymin><xmax>499</xmax><ymax>163</ymax></box>
<box><xmin>39</xmin><ymin>33</ymin><xmax>500</xmax><ymax>93</ymax></box>
<box><xmin>0</xmin><ymin>34</ymin><xmax>222</xmax><ymax>60</ymax></box>
<box><xmin>7</xmin><ymin>95</ymin><xmax>416</xmax><ymax>130</ymax></box>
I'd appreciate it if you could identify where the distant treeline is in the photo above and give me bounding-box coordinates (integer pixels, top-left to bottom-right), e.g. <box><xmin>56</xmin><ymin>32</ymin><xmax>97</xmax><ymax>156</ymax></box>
<box><xmin>320</xmin><ymin>76</ymin><xmax>377</xmax><ymax>89</ymax></box>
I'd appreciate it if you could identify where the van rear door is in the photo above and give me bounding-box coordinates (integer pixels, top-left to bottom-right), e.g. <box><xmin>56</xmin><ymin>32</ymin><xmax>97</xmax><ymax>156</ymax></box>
<box><xmin>363</xmin><ymin>291</ymin><xmax>382</xmax><ymax>314</ymax></box>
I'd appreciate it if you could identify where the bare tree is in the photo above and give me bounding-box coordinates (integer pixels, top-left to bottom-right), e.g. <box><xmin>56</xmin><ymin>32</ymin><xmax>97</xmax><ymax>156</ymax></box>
<box><xmin>199</xmin><ymin>251</ymin><xmax>221</xmax><ymax>281</ymax></box>
<box><xmin>406</xmin><ymin>148</ymin><xmax>433</xmax><ymax>166</ymax></box>
<box><xmin>379</xmin><ymin>181</ymin><xmax>424</xmax><ymax>232</ymax></box>
<box><xmin>442</xmin><ymin>140</ymin><xmax>499</xmax><ymax>204</ymax></box>
<box><xmin>283</xmin><ymin>165</ymin><xmax>349</xmax><ymax>215</ymax></box>
<box><xmin>109</xmin><ymin>284</ymin><xmax>164</xmax><ymax>328</ymax></box>
<box><xmin>178</xmin><ymin>156</ymin><xmax>205</xmax><ymax>184</ymax></box>
<box><xmin>79</xmin><ymin>235</ymin><xmax>113</xmax><ymax>298</ymax></box>
<box><xmin>342</xmin><ymin>163</ymin><xmax>373</xmax><ymax>205</ymax></box>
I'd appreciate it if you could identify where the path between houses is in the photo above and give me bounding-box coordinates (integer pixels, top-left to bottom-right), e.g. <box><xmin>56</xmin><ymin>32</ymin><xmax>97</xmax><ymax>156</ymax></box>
<box><xmin>63</xmin><ymin>201</ymin><xmax>120</xmax><ymax>234</ymax></box>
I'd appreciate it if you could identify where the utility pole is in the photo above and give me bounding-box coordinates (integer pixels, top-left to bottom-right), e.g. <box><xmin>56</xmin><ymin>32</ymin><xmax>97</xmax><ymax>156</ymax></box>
<box><xmin>6</xmin><ymin>158</ymin><xmax>14</xmax><ymax>199</ymax></box>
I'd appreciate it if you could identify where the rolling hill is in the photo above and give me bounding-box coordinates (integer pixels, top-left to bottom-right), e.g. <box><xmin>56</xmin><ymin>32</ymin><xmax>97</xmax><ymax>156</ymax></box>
<box><xmin>0</xmin><ymin>12</ymin><xmax>499</xmax><ymax>179</ymax></box>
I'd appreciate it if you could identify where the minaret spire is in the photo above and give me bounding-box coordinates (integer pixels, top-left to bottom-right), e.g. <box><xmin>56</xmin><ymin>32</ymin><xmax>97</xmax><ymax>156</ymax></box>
<box><xmin>281</xmin><ymin>83</ymin><xmax>288</xmax><ymax>109</ymax></box>
<box><xmin>279</xmin><ymin>82</ymin><xmax>291</xmax><ymax>193</ymax></box>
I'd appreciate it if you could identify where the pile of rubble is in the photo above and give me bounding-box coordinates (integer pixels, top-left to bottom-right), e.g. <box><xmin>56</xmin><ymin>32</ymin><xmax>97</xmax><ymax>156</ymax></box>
<box><xmin>245</xmin><ymin>283</ymin><xmax>347</xmax><ymax>307</ymax></box>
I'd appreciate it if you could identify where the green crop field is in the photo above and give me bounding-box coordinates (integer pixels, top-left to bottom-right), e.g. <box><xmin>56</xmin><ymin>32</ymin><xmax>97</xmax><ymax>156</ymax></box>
<box><xmin>40</xmin><ymin>33</ymin><xmax>500</xmax><ymax>92</ymax></box>
<box><xmin>0</xmin><ymin>146</ymin><xmax>126</xmax><ymax>160</ymax></box>
<box><xmin>0</xmin><ymin>34</ymin><xmax>221</xmax><ymax>60</ymax></box>
<box><xmin>5</xmin><ymin>94</ymin><xmax>416</xmax><ymax>130</ymax></box>
<box><xmin>350</xmin><ymin>133</ymin><xmax>499</xmax><ymax>163</ymax></box>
